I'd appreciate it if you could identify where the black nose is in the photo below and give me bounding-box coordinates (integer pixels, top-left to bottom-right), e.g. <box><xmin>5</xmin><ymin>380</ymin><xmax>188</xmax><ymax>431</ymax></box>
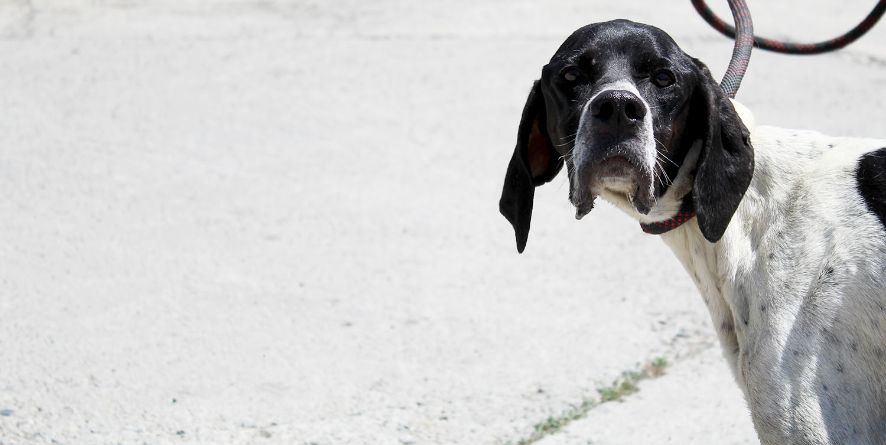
<box><xmin>590</xmin><ymin>90</ymin><xmax>646</xmax><ymax>125</ymax></box>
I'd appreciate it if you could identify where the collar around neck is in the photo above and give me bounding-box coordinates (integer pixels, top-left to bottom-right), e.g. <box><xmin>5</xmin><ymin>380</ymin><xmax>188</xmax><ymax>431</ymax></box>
<box><xmin>639</xmin><ymin>193</ymin><xmax>696</xmax><ymax>235</ymax></box>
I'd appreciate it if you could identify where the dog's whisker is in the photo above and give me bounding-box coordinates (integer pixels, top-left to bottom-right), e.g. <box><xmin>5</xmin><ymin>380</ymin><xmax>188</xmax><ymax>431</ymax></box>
<box><xmin>656</xmin><ymin>168</ymin><xmax>667</xmax><ymax>187</ymax></box>
<box><xmin>656</xmin><ymin>150</ymin><xmax>679</xmax><ymax>168</ymax></box>
<box><xmin>656</xmin><ymin>153</ymin><xmax>678</xmax><ymax>172</ymax></box>
<box><xmin>654</xmin><ymin>159</ymin><xmax>672</xmax><ymax>186</ymax></box>
<box><xmin>560</xmin><ymin>144</ymin><xmax>577</xmax><ymax>160</ymax></box>
<box><xmin>654</xmin><ymin>164</ymin><xmax>663</xmax><ymax>187</ymax></box>
<box><xmin>661</xmin><ymin>162</ymin><xmax>673</xmax><ymax>186</ymax></box>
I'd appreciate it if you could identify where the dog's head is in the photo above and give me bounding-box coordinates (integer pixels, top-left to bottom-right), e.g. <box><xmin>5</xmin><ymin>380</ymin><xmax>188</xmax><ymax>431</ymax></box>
<box><xmin>499</xmin><ymin>20</ymin><xmax>753</xmax><ymax>252</ymax></box>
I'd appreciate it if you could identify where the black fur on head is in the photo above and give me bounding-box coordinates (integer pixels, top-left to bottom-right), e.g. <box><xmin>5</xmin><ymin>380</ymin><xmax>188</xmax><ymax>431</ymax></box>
<box><xmin>499</xmin><ymin>20</ymin><xmax>753</xmax><ymax>252</ymax></box>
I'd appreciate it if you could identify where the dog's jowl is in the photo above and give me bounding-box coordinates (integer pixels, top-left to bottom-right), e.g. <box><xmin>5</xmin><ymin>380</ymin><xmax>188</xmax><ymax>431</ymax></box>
<box><xmin>499</xmin><ymin>19</ymin><xmax>886</xmax><ymax>445</ymax></box>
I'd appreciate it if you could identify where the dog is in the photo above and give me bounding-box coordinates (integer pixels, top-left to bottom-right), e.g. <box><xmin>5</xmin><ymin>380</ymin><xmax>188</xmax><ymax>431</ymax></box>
<box><xmin>499</xmin><ymin>19</ymin><xmax>886</xmax><ymax>444</ymax></box>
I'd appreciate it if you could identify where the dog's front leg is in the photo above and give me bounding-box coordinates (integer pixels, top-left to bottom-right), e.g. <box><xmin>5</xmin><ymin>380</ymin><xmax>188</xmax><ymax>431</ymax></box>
<box><xmin>738</xmin><ymin>341</ymin><xmax>829</xmax><ymax>445</ymax></box>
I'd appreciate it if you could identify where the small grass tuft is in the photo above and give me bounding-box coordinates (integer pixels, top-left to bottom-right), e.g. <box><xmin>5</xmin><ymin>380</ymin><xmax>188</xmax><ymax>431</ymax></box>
<box><xmin>516</xmin><ymin>398</ymin><xmax>595</xmax><ymax>445</ymax></box>
<box><xmin>649</xmin><ymin>356</ymin><xmax>668</xmax><ymax>377</ymax></box>
<box><xmin>597</xmin><ymin>356</ymin><xmax>669</xmax><ymax>403</ymax></box>
<box><xmin>597</xmin><ymin>378</ymin><xmax>639</xmax><ymax>402</ymax></box>
<box><xmin>512</xmin><ymin>356</ymin><xmax>670</xmax><ymax>445</ymax></box>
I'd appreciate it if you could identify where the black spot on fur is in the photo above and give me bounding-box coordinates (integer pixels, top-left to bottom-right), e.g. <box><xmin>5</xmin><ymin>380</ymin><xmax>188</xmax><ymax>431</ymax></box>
<box><xmin>851</xmin><ymin>342</ymin><xmax>858</xmax><ymax>352</ymax></box>
<box><xmin>759</xmin><ymin>304</ymin><xmax>766</xmax><ymax>313</ymax></box>
<box><xmin>835</xmin><ymin>362</ymin><xmax>845</xmax><ymax>373</ymax></box>
<box><xmin>816</xmin><ymin>264</ymin><xmax>837</xmax><ymax>290</ymax></box>
<box><xmin>828</xmin><ymin>144</ymin><xmax>834</xmax><ymax>149</ymax></box>
<box><xmin>856</xmin><ymin>148</ymin><xmax>886</xmax><ymax>231</ymax></box>
<box><xmin>822</xmin><ymin>383</ymin><xmax>829</xmax><ymax>392</ymax></box>
<box><xmin>793</xmin><ymin>349</ymin><xmax>800</xmax><ymax>357</ymax></box>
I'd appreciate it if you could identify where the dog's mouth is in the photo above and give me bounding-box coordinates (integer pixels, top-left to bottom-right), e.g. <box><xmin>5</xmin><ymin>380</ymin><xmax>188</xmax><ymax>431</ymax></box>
<box><xmin>571</xmin><ymin>155</ymin><xmax>655</xmax><ymax>219</ymax></box>
<box><xmin>595</xmin><ymin>156</ymin><xmax>638</xmax><ymax>188</ymax></box>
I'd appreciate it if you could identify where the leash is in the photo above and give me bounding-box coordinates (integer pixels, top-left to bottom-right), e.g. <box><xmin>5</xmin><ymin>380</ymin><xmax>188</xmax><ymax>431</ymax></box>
<box><xmin>692</xmin><ymin>0</ymin><xmax>886</xmax><ymax>98</ymax></box>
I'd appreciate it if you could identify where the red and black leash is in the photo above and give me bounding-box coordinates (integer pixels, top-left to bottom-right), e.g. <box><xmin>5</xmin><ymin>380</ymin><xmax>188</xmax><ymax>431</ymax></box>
<box><xmin>693</xmin><ymin>0</ymin><xmax>886</xmax><ymax>98</ymax></box>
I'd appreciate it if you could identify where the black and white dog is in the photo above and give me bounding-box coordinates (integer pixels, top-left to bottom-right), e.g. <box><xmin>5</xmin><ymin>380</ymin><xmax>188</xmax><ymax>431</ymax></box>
<box><xmin>499</xmin><ymin>20</ymin><xmax>886</xmax><ymax>444</ymax></box>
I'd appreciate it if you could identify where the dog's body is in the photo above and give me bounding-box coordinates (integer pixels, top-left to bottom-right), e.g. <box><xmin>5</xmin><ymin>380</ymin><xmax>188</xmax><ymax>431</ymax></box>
<box><xmin>667</xmin><ymin>121</ymin><xmax>886</xmax><ymax>444</ymax></box>
<box><xmin>499</xmin><ymin>20</ymin><xmax>886</xmax><ymax>444</ymax></box>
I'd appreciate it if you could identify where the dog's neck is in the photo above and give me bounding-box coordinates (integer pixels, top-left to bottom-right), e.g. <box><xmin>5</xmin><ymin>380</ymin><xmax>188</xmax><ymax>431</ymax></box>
<box><xmin>657</xmin><ymin>147</ymin><xmax>781</xmax><ymax>380</ymax></box>
<box><xmin>655</xmin><ymin>102</ymin><xmax>785</xmax><ymax>378</ymax></box>
<box><xmin>658</xmin><ymin>101</ymin><xmax>762</xmax><ymax>375</ymax></box>
<box><xmin>659</xmin><ymin>209</ymin><xmax>746</xmax><ymax>374</ymax></box>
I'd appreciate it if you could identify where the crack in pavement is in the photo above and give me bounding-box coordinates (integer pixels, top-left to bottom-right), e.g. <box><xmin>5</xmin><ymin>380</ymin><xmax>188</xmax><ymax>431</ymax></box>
<box><xmin>507</xmin><ymin>339</ymin><xmax>717</xmax><ymax>445</ymax></box>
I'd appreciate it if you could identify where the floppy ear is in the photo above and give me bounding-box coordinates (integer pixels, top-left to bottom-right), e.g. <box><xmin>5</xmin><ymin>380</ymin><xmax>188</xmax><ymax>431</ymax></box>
<box><xmin>499</xmin><ymin>80</ymin><xmax>563</xmax><ymax>253</ymax></box>
<box><xmin>689</xmin><ymin>60</ymin><xmax>754</xmax><ymax>242</ymax></box>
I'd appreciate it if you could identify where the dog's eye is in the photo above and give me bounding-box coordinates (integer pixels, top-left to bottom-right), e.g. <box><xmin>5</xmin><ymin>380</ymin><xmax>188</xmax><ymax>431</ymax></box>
<box><xmin>561</xmin><ymin>66</ymin><xmax>583</xmax><ymax>83</ymax></box>
<box><xmin>652</xmin><ymin>69</ymin><xmax>675</xmax><ymax>87</ymax></box>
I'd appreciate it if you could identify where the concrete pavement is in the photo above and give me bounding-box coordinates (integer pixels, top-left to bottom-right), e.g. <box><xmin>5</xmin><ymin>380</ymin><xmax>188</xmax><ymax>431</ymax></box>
<box><xmin>0</xmin><ymin>1</ymin><xmax>883</xmax><ymax>444</ymax></box>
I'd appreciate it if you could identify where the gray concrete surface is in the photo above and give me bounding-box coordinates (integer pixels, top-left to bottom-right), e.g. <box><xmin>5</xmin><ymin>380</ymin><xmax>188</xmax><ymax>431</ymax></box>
<box><xmin>537</xmin><ymin>347</ymin><xmax>755</xmax><ymax>445</ymax></box>
<box><xmin>0</xmin><ymin>1</ymin><xmax>883</xmax><ymax>444</ymax></box>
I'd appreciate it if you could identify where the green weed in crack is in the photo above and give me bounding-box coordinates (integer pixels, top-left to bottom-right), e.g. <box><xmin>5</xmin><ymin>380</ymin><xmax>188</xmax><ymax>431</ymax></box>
<box><xmin>511</xmin><ymin>356</ymin><xmax>669</xmax><ymax>445</ymax></box>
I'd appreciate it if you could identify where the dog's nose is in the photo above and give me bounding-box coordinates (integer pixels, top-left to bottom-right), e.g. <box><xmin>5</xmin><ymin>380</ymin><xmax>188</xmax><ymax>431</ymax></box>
<box><xmin>590</xmin><ymin>90</ymin><xmax>646</xmax><ymax>126</ymax></box>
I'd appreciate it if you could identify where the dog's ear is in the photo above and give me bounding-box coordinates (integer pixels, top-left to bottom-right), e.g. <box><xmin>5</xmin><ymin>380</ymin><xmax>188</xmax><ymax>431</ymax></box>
<box><xmin>499</xmin><ymin>80</ymin><xmax>563</xmax><ymax>253</ymax></box>
<box><xmin>689</xmin><ymin>60</ymin><xmax>754</xmax><ymax>242</ymax></box>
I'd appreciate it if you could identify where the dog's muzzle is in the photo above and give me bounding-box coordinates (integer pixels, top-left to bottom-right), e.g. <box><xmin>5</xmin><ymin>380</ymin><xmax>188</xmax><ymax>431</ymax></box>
<box><xmin>571</xmin><ymin>89</ymin><xmax>655</xmax><ymax>218</ymax></box>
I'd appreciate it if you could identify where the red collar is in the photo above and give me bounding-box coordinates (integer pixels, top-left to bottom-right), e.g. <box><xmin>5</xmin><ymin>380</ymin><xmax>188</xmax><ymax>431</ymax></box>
<box><xmin>639</xmin><ymin>194</ymin><xmax>696</xmax><ymax>235</ymax></box>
